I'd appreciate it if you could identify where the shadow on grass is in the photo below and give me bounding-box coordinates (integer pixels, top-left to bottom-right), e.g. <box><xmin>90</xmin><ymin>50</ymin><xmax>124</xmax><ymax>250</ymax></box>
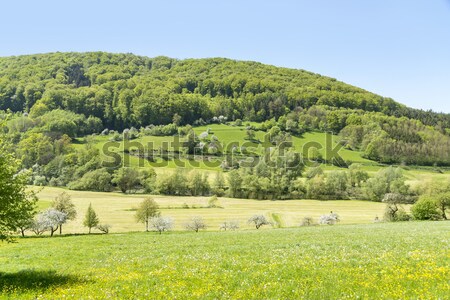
<box><xmin>0</xmin><ymin>270</ymin><xmax>83</xmax><ymax>293</ymax></box>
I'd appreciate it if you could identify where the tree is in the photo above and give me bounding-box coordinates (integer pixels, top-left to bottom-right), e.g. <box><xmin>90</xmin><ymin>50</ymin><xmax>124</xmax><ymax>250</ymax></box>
<box><xmin>188</xmin><ymin>171</ymin><xmax>210</xmax><ymax>196</ymax></box>
<box><xmin>30</xmin><ymin>216</ymin><xmax>48</xmax><ymax>236</ymax></box>
<box><xmin>248</xmin><ymin>215</ymin><xmax>271</xmax><ymax>229</ymax></box>
<box><xmin>382</xmin><ymin>193</ymin><xmax>410</xmax><ymax>222</ymax></box>
<box><xmin>185</xmin><ymin>130</ymin><xmax>199</xmax><ymax>155</ymax></box>
<box><xmin>156</xmin><ymin>169</ymin><xmax>189</xmax><ymax>195</ymax></box>
<box><xmin>83</xmin><ymin>203</ymin><xmax>99</xmax><ymax>234</ymax></box>
<box><xmin>219</xmin><ymin>220</ymin><xmax>239</xmax><ymax>231</ymax></box>
<box><xmin>0</xmin><ymin>135</ymin><xmax>38</xmax><ymax>241</ymax></box>
<box><xmin>364</xmin><ymin>167</ymin><xmax>409</xmax><ymax>201</ymax></box>
<box><xmin>135</xmin><ymin>197</ymin><xmax>159</xmax><ymax>231</ymax></box>
<box><xmin>39</xmin><ymin>208</ymin><xmax>68</xmax><ymax>236</ymax></box>
<box><xmin>172</xmin><ymin>113</ymin><xmax>182</xmax><ymax>126</ymax></box>
<box><xmin>305</xmin><ymin>166</ymin><xmax>324</xmax><ymax>179</ymax></box>
<box><xmin>325</xmin><ymin>171</ymin><xmax>348</xmax><ymax>199</ymax></box>
<box><xmin>245</xmin><ymin>129</ymin><xmax>256</xmax><ymax>141</ymax></box>
<box><xmin>228</xmin><ymin>170</ymin><xmax>242</xmax><ymax>198</ymax></box>
<box><xmin>149</xmin><ymin>216</ymin><xmax>173</xmax><ymax>234</ymax></box>
<box><xmin>112</xmin><ymin>167</ymin><xmax>140</xmax><ymax>193</ymax></box>
<box><xmin>207</xmin><ymin>195</ymin><xmax>221</xmax><ymax>208</ymax></box>
<box><xmin>212</xmin><ymin>172</ymin><xmax>226</xmax><ymax>196</ymax></box>
<box><xmin>348</xmin><ymin>164</ymin><xmax>369</xmax><ymax>187</ymax></box>
<box><xmin>52</xmin><ymin>192</ymin><xmax>77</xmax><ymax>234</ymax></box>
<box><xmin>185</xmin><ymin>217</ymin><xmax>207</xmax><ymax>232</ymax></box>
<box><xmin>435</xmin><ymin>192</ymin><xmax>450</xmax><ymax>220</ymax></box>
<box><xmin>13</xmin><ymin>185</ymin><xmax>38</xmax><ymax>238</ymax></box>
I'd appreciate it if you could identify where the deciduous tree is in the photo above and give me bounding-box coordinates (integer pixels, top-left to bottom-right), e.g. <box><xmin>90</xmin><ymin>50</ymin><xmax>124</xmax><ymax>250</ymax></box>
<box><xmin>135</xmin><ymin>197</ymin><xmax>159</xmax><ymax>231</ymax></box>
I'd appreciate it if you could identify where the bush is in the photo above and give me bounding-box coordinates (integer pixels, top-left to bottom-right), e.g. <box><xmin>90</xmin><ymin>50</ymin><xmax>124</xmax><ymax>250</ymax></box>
<box><xmin>207</xmin><ymin>195</ymin><xmax>221</xmax><ymax>208</ymax></box>
<box><xmin>396</xmin><ymin>210</ymin><xmax>412</xmax><ymax>222</ymax></box>
<box><xmin>143</xmin><ymin>124</ymin><xmax>178</xmax><ymax>136</ymax></box>
<box><xmin>300</xmin><ymin>217</ymin><xmax>314</xmax><ymax>226</ymax></box>
<box><xmin>96</xmin><ymin>224</ymin><xmax>111</xmax><ymax>234</ymax></box>
<box><xmin>319</xmin><ymin>212</ymin><xmax>340</xmax><ymax>225</ymax></box>
<box><xmin>33</xmin><ymin>175</ymin><xmax>47</xmax><ymax>186</ymax></box>
<box><xmin>411</xmin><ymin>196</ymin><xmax>440</xmax><ymax>220</ymax></box>
<box><xmin>68</xmin><ymin>168</ymin><xmax>112</xmax><ymax>192</ymax></box>
<box><xmin>109</xmin><ymin>133</ymin><xmax>123</xmax><ymax>141</ymax></box>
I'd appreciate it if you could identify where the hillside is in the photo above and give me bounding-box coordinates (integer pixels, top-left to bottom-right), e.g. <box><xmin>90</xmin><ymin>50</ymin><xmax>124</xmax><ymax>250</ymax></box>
<box><xmin>1</xmin><ymin>52</ymin><xmax>450</xmax><ymax>167</ymax></box>
<box><xmin>1</xmin><ymin>52</ymin><xmax>450</xmax><ymax>202</ymax></box>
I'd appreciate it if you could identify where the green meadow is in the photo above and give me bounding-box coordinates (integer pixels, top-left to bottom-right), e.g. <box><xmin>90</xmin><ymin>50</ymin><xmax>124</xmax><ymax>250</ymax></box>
<box><xmin>1</xmin><ymin>222</ymin><xmax>448</xmax><ymax>299</ymax></box>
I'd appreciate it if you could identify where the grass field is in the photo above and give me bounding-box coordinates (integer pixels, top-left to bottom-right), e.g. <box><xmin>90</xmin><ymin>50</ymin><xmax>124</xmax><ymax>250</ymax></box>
<box><xmin>33</xmin><ymin>187</ymin><xmax>392</xmax><ymax>234</ymax></box>
<box><xmin>0</xmin><ymin>222</ymin><xmax>448</xmax><ymax>299</ymax></box>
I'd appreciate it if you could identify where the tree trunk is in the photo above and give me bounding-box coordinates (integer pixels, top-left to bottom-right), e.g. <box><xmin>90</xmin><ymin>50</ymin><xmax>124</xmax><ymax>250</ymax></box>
<box><xmin>89</xmin><ymin>227</ymin><xmax>91</xmax><ymax>234</ymax></box>
<box><xmin>146</xmin><ymin>220</ymin><xmax>148</xmax><ymax>232</ymax></box>
<box><xmin>21</xmin><ymin>228</ymin><xmax>25</xmax><ymax>237</ymax></box>
<box><xmin>60</xmin><ymin>224</ymin><xmax>63</xmax><ymax>235</ymax></box>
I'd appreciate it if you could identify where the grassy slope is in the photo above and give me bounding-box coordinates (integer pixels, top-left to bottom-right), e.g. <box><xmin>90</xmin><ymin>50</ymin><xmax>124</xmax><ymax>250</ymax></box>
<box><xmin>74</xmin><ymin>124</ymin><xmax>383</xmax><ymax>173</ymax></box>
<box><xmin>1</xmin><ymin>222</ymin><xmax>448</xmax><ymax>299</ymax></box>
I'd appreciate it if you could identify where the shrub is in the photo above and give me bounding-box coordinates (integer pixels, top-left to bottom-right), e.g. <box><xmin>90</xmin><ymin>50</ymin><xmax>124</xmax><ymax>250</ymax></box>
<box><xmin>319</xmin><ymin>212</ymin><xmax>340</xmax><ymax>225</ymax></box>
<box><xmin>33</xmin><ymin>175</ymin><xmax>47</xmax><ymax>186</ymax></box>
<box><xmin>207</xmin><ymin>195</ymin><xmax>221</xmax><ymax>208</ymax></box>
<box><xmin>96</xmin><ymin>224</ymin><xmax>111</xmax><ymax>234</ymax></box>
<box><xmin>300</xmin><ymin>217</ymin><xmax>314</xmax><ymax>226</ymax></box>
<box><xmin>68</xmin><ymin>168</ymin><xmax>112</xmax><ymax>192</ymax></box>
<box><xmin>411</xmin><ymin>196</ymin><xmax>440</xmax><ymax>220</ymax></box>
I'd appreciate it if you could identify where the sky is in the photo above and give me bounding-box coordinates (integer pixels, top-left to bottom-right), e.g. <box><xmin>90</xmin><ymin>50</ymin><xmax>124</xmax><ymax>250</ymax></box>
<box><xmin>1</xmin><ymin>0</ymin><xmax>449</xmax><ymax>113</ymax></box>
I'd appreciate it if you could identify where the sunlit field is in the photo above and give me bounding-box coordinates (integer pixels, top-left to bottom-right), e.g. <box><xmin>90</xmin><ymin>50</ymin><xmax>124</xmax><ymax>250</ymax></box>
<box><xmin>1</xmin><ymin>222</ymin><xmax>448</xmax><ymax>299</ymax></box>
<box><xmin>33</xmin><ymin>187</ymin><xmax>392</xmax><ymax>234</ymax></box>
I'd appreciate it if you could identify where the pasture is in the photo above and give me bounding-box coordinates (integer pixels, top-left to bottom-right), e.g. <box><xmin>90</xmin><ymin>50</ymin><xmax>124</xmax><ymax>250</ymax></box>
<box><xmin>0</xmin><ymin>222</ymin><xmax>448</xmax><ymax>299</ymax></box>
<box><xmin>33</xmin><ymin>187</ymin><xmax>390</xmax><ymax>234</ymax></box>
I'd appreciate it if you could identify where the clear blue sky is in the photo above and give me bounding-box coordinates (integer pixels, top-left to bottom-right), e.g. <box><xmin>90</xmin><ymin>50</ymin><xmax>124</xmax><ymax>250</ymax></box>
<box><xmin>1</xmin><ymin>0</ymin><xmax>449</xmax><ymax>112</ymax></box>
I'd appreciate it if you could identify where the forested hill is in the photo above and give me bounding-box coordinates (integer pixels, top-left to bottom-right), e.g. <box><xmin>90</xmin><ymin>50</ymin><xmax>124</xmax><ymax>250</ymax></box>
<box><xmin>0</xmin><ymin>51</ymin><xmax>448</xmax><ymax>130</ymax></box>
